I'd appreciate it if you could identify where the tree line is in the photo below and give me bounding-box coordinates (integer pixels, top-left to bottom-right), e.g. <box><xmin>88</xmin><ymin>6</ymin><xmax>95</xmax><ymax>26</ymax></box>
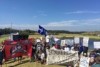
<box><xmin>47</xmin><ymin>30</ymin><xmax>84</xmax><ymax>35</ymax></box>
<box><xmin>0</xmin><ymin>28</ymin><xmax>35</xmax><ymax>35</ymax></box>
<box><xmin>0</xmin><ymin>28</ymin><xmax>85</xmax><ymax>35</ymax></box>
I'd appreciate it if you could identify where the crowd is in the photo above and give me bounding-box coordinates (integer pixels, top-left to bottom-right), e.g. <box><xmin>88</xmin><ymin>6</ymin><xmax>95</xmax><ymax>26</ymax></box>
<box><xmin>31</xmin><ymin>38</ymin><xmax>100</xmax><ymax>67</ymax></box>
<box><xmin>0</xmin><ymin>37</ymin><xmax>100</xmax><ymax>67</ymax></box>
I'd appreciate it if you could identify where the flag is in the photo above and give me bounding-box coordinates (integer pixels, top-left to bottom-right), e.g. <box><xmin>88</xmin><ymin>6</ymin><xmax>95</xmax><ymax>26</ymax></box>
<box><xmin>38</xmin><ymin>25</ymin><xmax>47</xmax><ymax>36</ymax></box>
<box><xmin>4</xmin><ymin>40</ymin><xmax>32</xmax><ymax>61</ymax></box>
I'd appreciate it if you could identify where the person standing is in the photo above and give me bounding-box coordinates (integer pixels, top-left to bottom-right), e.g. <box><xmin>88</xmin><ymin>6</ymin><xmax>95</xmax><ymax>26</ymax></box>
<box><xmin>31</xmin><ymin>43</ymin><xmax>36</xmax><ymax>62</ymax></box>
<box><xmin>40</xmin><ymin>51</ymin><xmax>45</xmax><ymax>64</ymax></box>
<box><xmin>64</xmin><ymin>45</ymin><xmax>70</xmax><ymax>52</ymax></box>
<box><xmin>83</xmin><ymin>37</ymin><xmax>89</xmax><ymax>57</ymax></box>
<box><xmin>91</xmin><ymin>56</ymin><xmax>100</xmax><ymax>67</ymax></box>
<box><xmin>0</xmin><ymin>43</ymin><xmax>5</xmax><ymax>67</ymax></box>
<box><xmin>78</xmin><ymin>40</ymin><xmax>83</xmax><ymax>59</ymax></box>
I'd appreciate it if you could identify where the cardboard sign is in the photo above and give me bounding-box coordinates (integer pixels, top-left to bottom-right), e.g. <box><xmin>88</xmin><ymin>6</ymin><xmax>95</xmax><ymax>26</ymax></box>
<box><xmin>74</xmin><ymin>37</ymin><xmax>80</xmax><ymax>44</ymax></box>
<box><xmin>61</xmin><ymin>40</ymin><xmax>66</xmax><ymax>46</ymax></box>
<box><xmin>83</xmin><ymin>37</ymin><xmax>89</xmax><ymax>47</ymax></box>
<box><xmin>46</xmin><ymin>35</ymin><xmax>50</xmax><ymax>42</ymax></box>
<box><xmin>94</xmin><ymin>42</ymin><xmax>100</xmax><ymax>49</ymax></box>
<box><xmin>66</xmin><ymin>39</ymin><xmax>74</xmax><ymax>46</ymax></box>
<box><xmin>79</xmin><ymin>56</ymin><xmax>90</xmax><ymax>67</ymax></box>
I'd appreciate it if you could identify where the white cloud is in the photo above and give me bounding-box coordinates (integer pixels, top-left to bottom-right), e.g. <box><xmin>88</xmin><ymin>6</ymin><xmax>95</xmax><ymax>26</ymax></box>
<box><xmin>78</xmin><ymin>18</ymin><xmax>100</xmax><ymax>25</ymax></box>
<box><xmin>0</xmin><ymin>18</ymin><xmax>100</xmax><ymax>31</ymax></box>
<box><xmin>42</xmin><ymin>20</ymin><xmax>78</xmax><ymax>27</ymax></box>
<box><xmin>65</xmin><ymin>11</ymin><xmax>100</xmax><ymax>14</ymax></box>
<box><xmin>0</xmin><ymin>24</ymin><xmax>37</xmax><ymax>30</ymax></box>
<box><xmin>42</xmin><ymin>18</ymin><xmax>100</xmax><ymax>27</ymax></box>
<box><xmin>0</xmin><ymin>24</ymin><xmax>11</xmax><ymax>28</ymax></box>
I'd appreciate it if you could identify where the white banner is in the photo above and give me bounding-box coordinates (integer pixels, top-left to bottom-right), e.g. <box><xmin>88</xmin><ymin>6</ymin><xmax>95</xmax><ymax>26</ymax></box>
<box><xmin>46</xmin><ymin>49</ymin><xmax>78</xmax><ymax>65</ymax></box>
<box><xmin>94</xmin><ymin>42</ymin><xmax>100</xmax><ymax>49</ymax></box>
<box><xmin>83</xmin><ymin>37</ymin><xmax>89</xmax><ymax>47</ymax></box>
<box><xmin>74</xmin><ymin>37</ymin><xmax>80</xmax><ymax>44</ymax></box>
<box><xmin>79</xmin><ymin>56</ymin><xmax>90</xmax><ymax>67</ymax></box>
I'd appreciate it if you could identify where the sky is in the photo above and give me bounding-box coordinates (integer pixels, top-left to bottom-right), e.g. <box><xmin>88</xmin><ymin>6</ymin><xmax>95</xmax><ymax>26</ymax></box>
<box><xmin>0</xmin><ymin>0</ymin><xmax>100</xmax><ymax>31</ymax></box>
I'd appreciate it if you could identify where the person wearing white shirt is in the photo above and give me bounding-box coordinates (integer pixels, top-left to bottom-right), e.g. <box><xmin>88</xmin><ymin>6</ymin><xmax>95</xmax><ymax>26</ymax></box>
<box><xmin>40</xmin><ymin>52</ymin><xmax>45</xmax><ymax>64</ymax></box>
<box><xmin>64</xmin><ymin>46</ymin><xmax>70</xmax><ymax>52</ymax></box>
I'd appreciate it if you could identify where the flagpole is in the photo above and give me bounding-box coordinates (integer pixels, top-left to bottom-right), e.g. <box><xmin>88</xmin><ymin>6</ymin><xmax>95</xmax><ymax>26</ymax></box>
<box><xmin>11</xmin><ymin>22</ymin><xmax>12</xmax><ymax>34</ymax></box>
<box><xmin>10</xmin><ymin>21</ymin><xmax>12</xmax><ymax>40</ymax></box>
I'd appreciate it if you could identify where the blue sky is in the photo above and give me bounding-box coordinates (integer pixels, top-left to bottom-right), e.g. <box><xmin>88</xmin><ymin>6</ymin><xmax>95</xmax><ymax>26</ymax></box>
<box><xmin>0</xmin><ymin>0</ymin><xmax>100</xmax><ymax>31</ymax></box>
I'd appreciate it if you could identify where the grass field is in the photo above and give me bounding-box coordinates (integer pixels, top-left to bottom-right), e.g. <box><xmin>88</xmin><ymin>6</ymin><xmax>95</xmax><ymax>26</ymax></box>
<box><xmin>29</xmin><ymin>33</ymin><xmax>100</xmax><ymax>40</ymax></box>
<box><xmin>2</xmin><ymin>58</ymin><xmax>65</xmax><ymax>67</ymax></box>
<box><xmin>0</xmin><ymin>35</ymin><xmax>9</xmax><ymax>43</ymax></box>
<box><xmin>0</xmin><ymin>34</ymin><xmax>100</xmax><ymax>67</ymax></box>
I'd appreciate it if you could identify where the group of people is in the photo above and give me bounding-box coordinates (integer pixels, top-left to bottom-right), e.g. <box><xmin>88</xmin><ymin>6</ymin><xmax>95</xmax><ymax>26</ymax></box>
<box><xmin>0</xmin><ymin>37</ymin><xmax>100</xmax><ymax>67</ymax></box>
<box><xmin>89</xmin><ymin>49</ymin><xmax>100</xmax><ymax>67</ymax></box>
<box><xmin>31</xmin><ymin>39</ymin><xmax>48</xmax><ymax>64</ymax></box>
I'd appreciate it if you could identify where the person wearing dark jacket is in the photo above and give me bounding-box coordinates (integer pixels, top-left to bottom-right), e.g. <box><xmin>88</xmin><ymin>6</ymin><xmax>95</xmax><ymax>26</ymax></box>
<box><xmin>31</xmin><ymin>43</ymin><xmax>36</xmax><ymax>62</ymax></box>
<box><xmin>0</xmin><ymin>43</ymin><xmax>4</xmax><ymax>67</ymax></box>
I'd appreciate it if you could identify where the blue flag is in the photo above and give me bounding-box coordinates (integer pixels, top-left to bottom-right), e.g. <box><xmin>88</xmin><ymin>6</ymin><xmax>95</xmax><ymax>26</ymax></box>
<box><xmin>38</xmin><ymin>25</ymin><xmax>47</xmax><ymax>36</ymax></box>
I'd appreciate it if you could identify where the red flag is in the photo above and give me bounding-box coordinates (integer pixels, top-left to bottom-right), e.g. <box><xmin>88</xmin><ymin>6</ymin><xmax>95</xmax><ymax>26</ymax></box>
<box><xmin>4</xmin><ymin>40</ymin><xmax>33</xmax><ymax>61</ymax></box>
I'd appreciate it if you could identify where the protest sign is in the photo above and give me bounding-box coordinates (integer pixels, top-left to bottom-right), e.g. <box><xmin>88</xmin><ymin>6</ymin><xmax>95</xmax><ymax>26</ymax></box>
<box><xmin>83</xmin><ymin>37</ymin><xmax>89</xmax><ymax>47</ymax></box>
<box><xmin>94</xmin><ymin>42</ymin><xmax>100</xmax><ymax>49</ymax></box>
<box><xmin>46</xmin><ymin>35</ymin><xmax>50</xmax><ymax>42</ymax></box>
<box><xmin>66</xmin><ymin>39</ymin><xmax>74</xmax><ymax>46</ymax></box>
<box><xmin>61</xmin><ymin>40</ymin><xmax>66</xmax><ymax>46</ymax></box>
<box><xmin>74</xmin><ymin>37</ymin><xmax>80</xmax><ymax>44</ymax></box>
<box><xmin>79</xmin><ymin>56</ymin><xmax>90</xmax><ymax>67</ymax></box>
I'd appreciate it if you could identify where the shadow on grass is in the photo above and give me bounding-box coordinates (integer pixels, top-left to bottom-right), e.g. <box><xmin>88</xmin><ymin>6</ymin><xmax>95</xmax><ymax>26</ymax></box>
<box><xmin>58</xmin><ymin>61</ymin><xmax>74</xmax><ymax>66</ymax></box>
<box><xmin>6</xmin><ymin>57</ymin><xmax>26</xmax><ymax>64</ymax></box>
<box><xmin>58</xmin><ymin>63</ymin><xmax>67</xmax><ymax>66</ymax></box>
<box><xmin>8</xmin><ymin>59</ymin><xmax>30</xmax><ymax>67</ymax></box>
<box><xmin>6</xmin><ymin>60</ymin><xmax>15</xmax><ymax>64</ymax></box>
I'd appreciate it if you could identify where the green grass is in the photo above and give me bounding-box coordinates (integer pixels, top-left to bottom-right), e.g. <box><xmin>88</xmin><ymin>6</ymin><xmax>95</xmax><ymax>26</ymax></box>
<box><xmin>29</xmin><ymin>34</ymin><xmax>100</xmax><ymax>40</ymax></box>
<box><xmin>2</xmin><ymin>58</ymin><xmax>65</xmax><ymax>67</ymax></box>
<box><xmin>0</xmin><ymin>35</ymin><xmax>8</xmax><ymax>43</ymax></box>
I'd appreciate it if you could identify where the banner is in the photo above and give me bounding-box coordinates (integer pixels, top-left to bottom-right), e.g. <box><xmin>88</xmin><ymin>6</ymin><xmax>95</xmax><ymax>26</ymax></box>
<box><xmin>94</xmin><ymin>42</ymin><xmax>100</xmax><ymax>49</ymax></box>
<box><xmin>79</xmin><ymin>56</ymin><xmax>90</xmax><ymax>67</ymax></box>
<box><xmin>4</xmin><ymin>40</ymin><xmax>32</xmax><ymax>61</ymax></box>
<box><xmin>46</xmin><ymin>49</ymin><xmax>78</xmax><ymax>65</ymax></box>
